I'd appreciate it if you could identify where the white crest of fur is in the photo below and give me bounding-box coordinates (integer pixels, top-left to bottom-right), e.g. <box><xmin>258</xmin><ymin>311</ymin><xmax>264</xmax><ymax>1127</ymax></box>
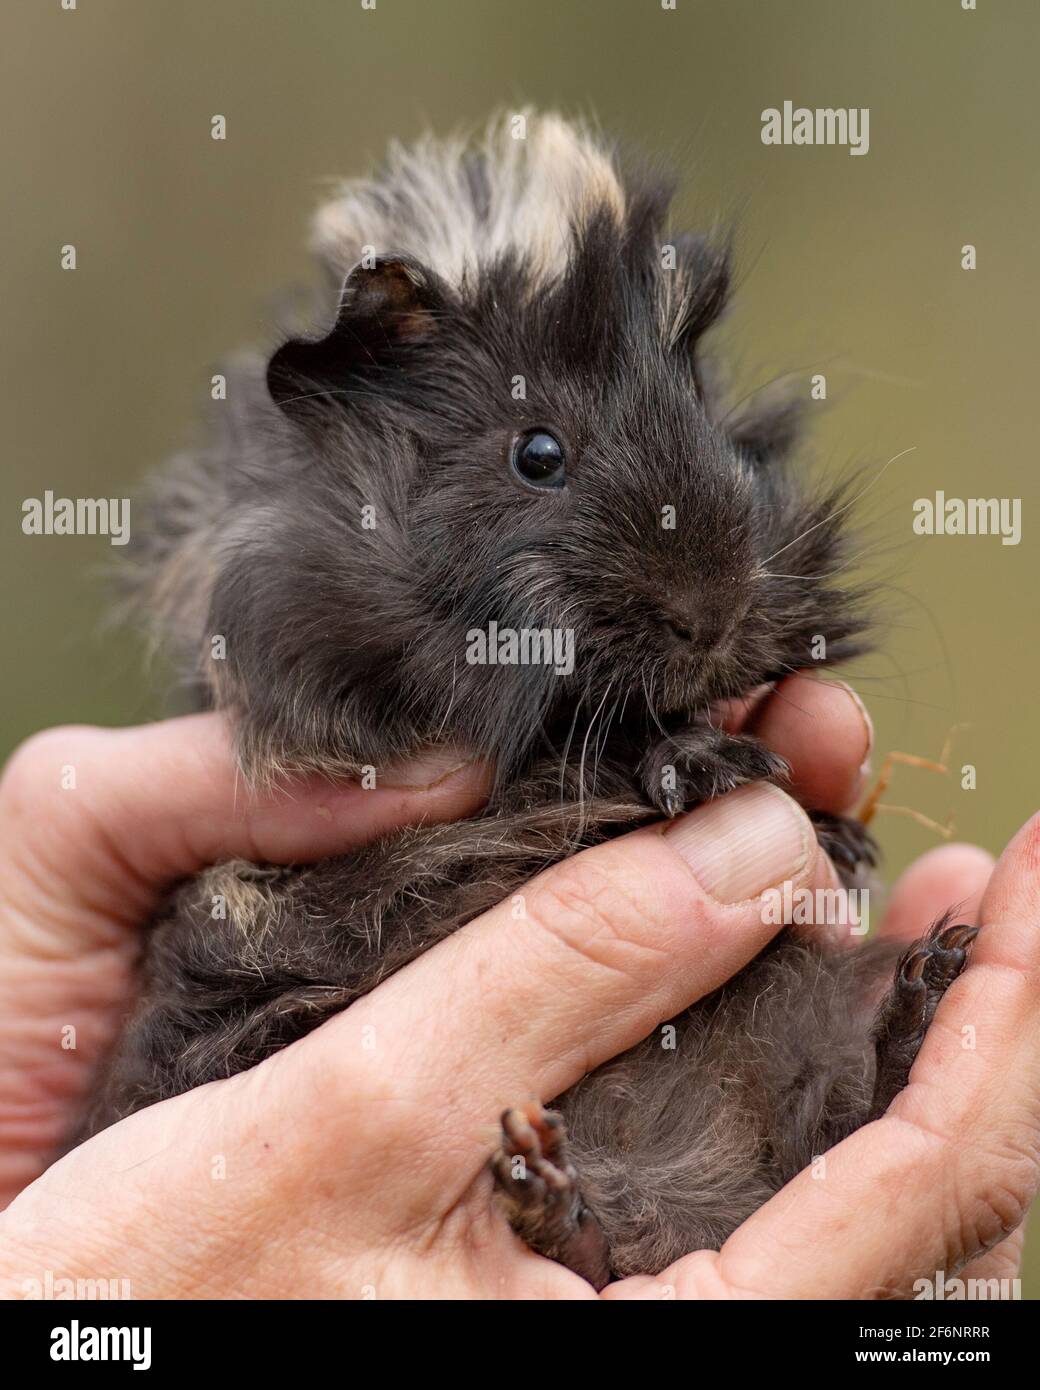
<box><xmin>312</xmin><ymin>111</ymin><xmax>626</xmax><ymax>287</ymax></box>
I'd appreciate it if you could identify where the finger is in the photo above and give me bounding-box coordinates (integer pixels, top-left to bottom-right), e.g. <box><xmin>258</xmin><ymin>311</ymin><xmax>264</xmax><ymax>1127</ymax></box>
<box><xmin>745</xmin><ymin>674</ymin><xmax>873</xmax><ymax>815</ymax></box>
<box><xmin>0</xmin><ymin>715</ymin><xmax>490</xmax><ymax>933</ymax></box>
<box><xmin>878</xmin><ymin>843</ymin><xmax>994</xmax><ymax>944</ymax></box>
<box><xmin>712</xmin><ymin>683</ymin><xmax>774</xmax><ymax>733</ymax></box>
<box><xmin>284</xmin><ymin>782</ymin><xmax>838</xmax><ymax>1202</ymax></box>
<box><xmin>715</xmin><ymin>674</ymin><xmax>873</xmax><ymax>812</ymax></box>
<box><xmin>656</xmin><ymin>810</ymin><xmax>1040</xmax><ymax>1299</ymax></box>
<box><xmin>957</xmin><ymin>1227</ymin><xmax>1026</xmax><ymax>1292</ymax></box>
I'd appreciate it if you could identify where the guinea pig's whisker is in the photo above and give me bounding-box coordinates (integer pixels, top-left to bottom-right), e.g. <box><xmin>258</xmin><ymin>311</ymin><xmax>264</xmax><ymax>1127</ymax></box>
<box><xmin>642</xmin><ymin>663</ymin><xmax>669</xmax><ymax>741</ymax></box>
<box><xmin>433</xmin><ymin>654</ymin><xmax>460</xmax><ymax>740</ymax></box>
<box><xmin>758</xmin><ymin>446</ymin><xmax>915</xmax><ymax>568</ymax></box>
<box><xmin>577</xmin><ymin>680</ymin><xmax>614</xmax><ymax>823</ymax></box>
<box><xmin>558</xmin><ymin>683</ymin><xmax>588</xmax><ymax>801</ymax></box>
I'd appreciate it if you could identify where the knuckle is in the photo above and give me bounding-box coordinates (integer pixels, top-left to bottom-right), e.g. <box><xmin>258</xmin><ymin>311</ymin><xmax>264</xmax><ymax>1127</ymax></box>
<box><xmin>524</xmin><ymin>850</ymin><xmax>671</xmax><ymax>982</ymax></box>
<box><xmin>0</xmin><ymin>725</ymin><xmax>100</xmax><ymax>813</ymax></box>
<box><xmin>956</xmin><ymin>1128</ymin><xmax>1040</xmax><ymax>1255</ymax></box>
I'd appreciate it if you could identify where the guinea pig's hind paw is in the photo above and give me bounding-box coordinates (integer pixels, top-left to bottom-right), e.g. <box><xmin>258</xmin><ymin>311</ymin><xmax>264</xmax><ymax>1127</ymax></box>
<box><xmin>809</xmin><ymin>811</ymin><xmax>879</xmax><ymax>883</ymax></box>
<box><xmin>491</xmin><ymin>1102</ymin><xmax>612</xmax><ymax>1291</ymax></box>
<box><xmin>868</xmin><ymin>914</ymin><xmax>978</xmax><ymax>1121</ymax></box>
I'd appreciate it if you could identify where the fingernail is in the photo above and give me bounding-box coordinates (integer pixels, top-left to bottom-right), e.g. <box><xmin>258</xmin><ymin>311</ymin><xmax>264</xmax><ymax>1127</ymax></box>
<box><xmin>838</xmin><ymin>681</ymin><xmax>874</xmax><ymax>776</ymax></box>
<box><xmin>808</xmin><ymin>676</ymin><xmax>873</xmax><ymax>776</ymax></box>
<box><xmin>664</xmin><ymin>783</ymin><xmax>813</xmax><ymax>904</ymax></box>
<box><xmin>378</xmin><ymin>751</ymin><xmax>473</xmax><ymax>789</ymax></box>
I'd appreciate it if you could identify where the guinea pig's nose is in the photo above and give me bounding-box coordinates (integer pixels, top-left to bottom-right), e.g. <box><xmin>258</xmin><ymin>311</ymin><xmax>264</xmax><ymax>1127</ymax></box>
<box><xmin>663</xmin><ymin>606</ymin><xmax>735</xmax><ymax>652</ymax></box>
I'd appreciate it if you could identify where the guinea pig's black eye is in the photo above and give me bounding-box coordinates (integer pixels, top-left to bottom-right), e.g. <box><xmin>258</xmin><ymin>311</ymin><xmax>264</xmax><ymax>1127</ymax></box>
<box><xmin>511</xmin><ymin>429</ymin><xmax>566</xmax><ymax>490</ymax></box>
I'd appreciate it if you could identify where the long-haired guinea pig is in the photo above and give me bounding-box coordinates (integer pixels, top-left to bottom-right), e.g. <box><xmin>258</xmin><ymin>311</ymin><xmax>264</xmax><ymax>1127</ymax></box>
<box><xmin>79</xmin><ymin>113</ymin><xmax>974</xmax><ymax>1287</ymax></box>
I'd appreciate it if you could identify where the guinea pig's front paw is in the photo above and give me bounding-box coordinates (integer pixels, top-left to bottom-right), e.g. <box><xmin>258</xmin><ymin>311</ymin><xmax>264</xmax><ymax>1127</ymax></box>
<box><xmin>640</xmin><ymin>727</ymin><xmax>789</xmax><ymax>817</ymax></box>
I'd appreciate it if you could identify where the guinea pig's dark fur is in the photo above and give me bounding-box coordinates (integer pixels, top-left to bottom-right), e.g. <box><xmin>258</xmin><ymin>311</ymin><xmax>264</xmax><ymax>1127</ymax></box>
<box><xmin>81</xmin><ymin>114</ymin><xmax>973</xmax><ymax>1287</ymax></box>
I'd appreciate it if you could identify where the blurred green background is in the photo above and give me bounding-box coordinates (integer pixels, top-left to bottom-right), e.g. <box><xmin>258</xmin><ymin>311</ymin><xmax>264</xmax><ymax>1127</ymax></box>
<box><xmin>2</xmin><ymin>0</ymin><xmax>1036</xmax><ymax>1295</ymax></box>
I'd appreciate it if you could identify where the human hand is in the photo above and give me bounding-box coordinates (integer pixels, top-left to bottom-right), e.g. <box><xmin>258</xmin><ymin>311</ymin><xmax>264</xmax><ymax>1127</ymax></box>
<box><xmin>606</xmin><ymin>812</ymin><xmax>1036</xmax><ymax>1299</ymax></box>
<box><xmin>0</xmin><ymin>714</ymin><xmax>490</xmax><ymax>1209</ymax></box>
<box><xmin>2</xmin><ymin>679</ymin><xmax>1027</xmax><ymax>1299</ymax></box>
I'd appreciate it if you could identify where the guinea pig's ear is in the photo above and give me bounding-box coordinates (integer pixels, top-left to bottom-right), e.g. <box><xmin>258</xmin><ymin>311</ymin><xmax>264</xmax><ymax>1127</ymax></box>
<box><xmin>723</xmin><ymin>386</ymin><xmax>806</xmax><ymax>466</ymax></box>
<box><xmin>266</xmin><ymin>254</ymin><xmax>445</xmax><ymax>411</ymax></box>
<box><xmin>667</xmin><ymin>234</ymin><xmax>731</xmax><ymax>398</ymax></box>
